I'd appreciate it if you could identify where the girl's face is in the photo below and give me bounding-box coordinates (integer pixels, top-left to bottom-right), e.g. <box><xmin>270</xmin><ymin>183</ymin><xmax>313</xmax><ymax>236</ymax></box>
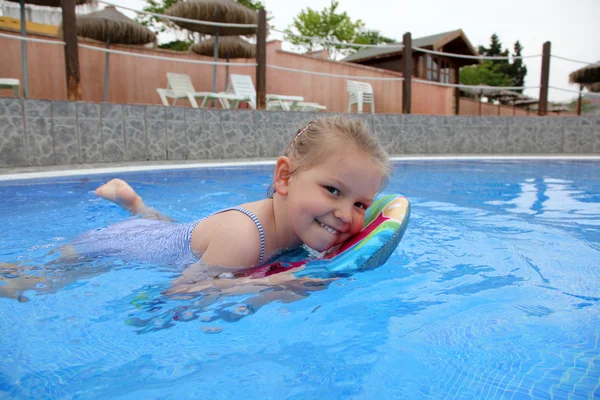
<box><xmin>284</xmin><ymin>144</ymin><xmax>384</xmax><ymax>252</ymax></box>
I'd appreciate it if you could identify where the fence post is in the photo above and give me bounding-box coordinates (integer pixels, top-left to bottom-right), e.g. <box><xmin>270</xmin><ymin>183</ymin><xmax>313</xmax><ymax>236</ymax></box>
<box><xmin>538</xmin><ymin>41</ymin><xmax>551</xmax><ymax>116</ymax></box>
<box><xmin>256</xmin><ymin>9</ymin><xmax>267</xmax><ymax>110</ymax></box>
<box><xmin>454</xmin><ymin>68</ymin><xmax>460</xmax><ymax>115</ymax></box>
<box><xmin>62</xmin><ymin>0</ymin><xmax>81</xmax><ymax>101</ymax></box>
<box><xmin>19</xmin><ymin>0</ymin><xmax>28</xmax><ymax>98</ymax></box>
<box><xmin>402</xmin><ymin>32</ymin><xmax>412</xmax><ymax>114</ymax></box>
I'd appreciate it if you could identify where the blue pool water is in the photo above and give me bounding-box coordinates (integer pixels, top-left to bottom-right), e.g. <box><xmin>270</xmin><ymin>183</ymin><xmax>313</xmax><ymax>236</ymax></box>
<box><xmin>0</xmin><ymin>160</ymin><xmax>599</xmax><ymax>399</ymax></box>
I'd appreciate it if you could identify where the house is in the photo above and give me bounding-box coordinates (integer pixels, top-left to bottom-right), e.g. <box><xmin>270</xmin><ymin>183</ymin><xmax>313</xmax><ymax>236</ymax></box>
<box><xmin>343</xmin><ymin>29</ymin><xmax>480</xmax><ymax>85</ymax></box>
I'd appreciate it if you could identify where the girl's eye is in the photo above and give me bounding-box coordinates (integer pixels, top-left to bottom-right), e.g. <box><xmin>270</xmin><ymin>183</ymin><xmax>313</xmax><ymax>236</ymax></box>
<box><xmin>325</xmin><ymin>186</ymin><xmax>340</xmax><ymax>196</ymax></box>
<box><xmin>354</xmin><ymin>202</ymin><xmax>366</xmax><ymax>210</ymax></box>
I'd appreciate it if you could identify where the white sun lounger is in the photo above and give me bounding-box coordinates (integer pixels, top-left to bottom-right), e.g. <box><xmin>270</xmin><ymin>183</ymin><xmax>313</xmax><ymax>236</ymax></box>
<box><xmin>0</xmin><ymin>78</ymin><xmax>20</xmax><ymax>97</ymax></box>
<box><xmin>157</xmin><ymin>73</ymin><xmax>249</xmax><ymax>109</ymax></box>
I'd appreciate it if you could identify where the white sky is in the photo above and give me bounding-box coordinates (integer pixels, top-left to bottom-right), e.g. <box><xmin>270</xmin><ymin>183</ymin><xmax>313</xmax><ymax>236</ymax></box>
<box><xmin>90</xmin><ymin>0</ymin><xmax>600</xmax><ymax>102</ymax></box>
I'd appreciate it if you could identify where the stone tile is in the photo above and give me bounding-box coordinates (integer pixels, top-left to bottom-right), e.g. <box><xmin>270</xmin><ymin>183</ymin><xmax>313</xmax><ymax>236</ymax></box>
<box><xmin>479</xmin><ymin>126</ymin><xmax>508</xmax><ymax>154</ymax></box>
<box><xmin>52</xmin><ymin>101</ymin><xmax>76</xmax><ymax>118</ymax></box>
<box><xmin>563</xmin><ymin>127</ymin><xmax>594</xmax><ymax>154</ymax></box>
<box><xmin>101</xmin><ymin>103</ymin><xmax>123</xmax><ymax>120</ymax></box>
<box><xmin>535</xmin><ymin>126</ymin><xmax>563</xmax><ymax>154</ymax></box>
<box><xmin>454</xmin><ymin>126</ymin><xmax>479</xmax><ymax>154</ymax></box>
<box><xmin>476</xmin><ymin>116</ymin><xmax>508</xmax><ymax>127</ymax></box>
<box><xmin>427</xmin><ymin>126</ymin><xmax>455</xmax><ymax>154</ymax></box>
<box><xmin>0</xmin><ymin>98</ymin><xmax>22</xmax><ymax>116</ymax></box>
<box><xmin>262</xmin><ymin>123</ymin><xmax>291</xmax><ymax>157</ymax></box>
<box><xmin>403</xmin><ymin>114</ymin><xmax>423</xmax><ymax>125</ymax></box>
<box><xmin>268</xmin><ymin>111</ymin><xmax>290</xmax><ymax>124</ymax></box>
<box><xmin>166</xmin><ymin>106</ymin><xmax>185</xmax><ymax>121</ymax></box>
<box><xmin>146</xmin><ymin>105</ymin><xmax>165</xmax><ymax>121</ymax></box>
<box><xmin>448</xmin><ymin>116</ymin><xmax>474</xmax><ymax>127</ymax></box>
<box><xmin>397</xmin><ymin>125</ymin><xmax>427</xmax><ymax>154</ymax></box>
<box><xmin>507</xmin><ymin>116</ymin><xmax>536</xmax><ymax>127</ymax></box>
<box><xmin>204</xmin><ymin>109</ymin><xmax>221</xmax><ymax>124</ymax></box>
<box><xmin>77</xmin><ymin>102</ymin><xmax>100</xmax><ymax>119</ymax></box>
<box><xmin>254</xmin><ymin>123</ymin><xmax>277</xmax><ymax>157</ymax></box>
<box><xmin>0</xmin><ymin>116</ymin><xmax>27</xmax><ymax>166</ymax></box>
<box><xmin>222</xmin><ymin>122</ymin><xmax>258</xmax><ymax>158</ymax></box>
<box><xmin>79</xmin><ymin>119</ymin><xmax>102</xmax><ymax>163</ymax></box>
<box><xmin>53</xmin><ymin>118</ymin><xmax>79</xmax><ymax>165</ymax></box>
<box><xmin>506</xmin><ymin>126</ymin><xmax>536</xmax><ymax>154</ymax></box>
<box><xmin>124</xmin><ymin>105</ymin><xmax>145</xmax><ymax>118</ymax></box>
<box><xmin>167</xmin><ymin>120</ymin><xmax>186</xmax><ymax>160</ymax></box>
<box><xmin>185</xmin><ymin>108</ymin><xmax>203</xmax><ymax>122</ymax></box>
<box><xmin>24</xmin><ymin>99</ymin><xmax>51</xmax><ymax>118</ymax></box>
<box><xmin>102</xmin><ymin>118</ymin><xmax>125</xmax><ymax>162</ymax></box>
<box><xmin>383</xmin><ymin>114</ymin><xmax>403</xmax><ymax>126</ymax></box>
<box><xmin>146</xmin><ymin>119</ymin><xmax>166</xmax><ymax>160</ymax></box>
<box><xmin>26</xmin><ymin>117</ymin><xmax>54</xmax><ymax>166</ymax></box>
<box><xmin>186</xmin><ymin>121</ymin><xmax>209</xmax><ymax>159</ymax></box>
<box><xmin>375</xmin><ymin>125</ymin><xmax>396</xmax><ymax>154</ymax></box>
<box><xmin>221</xmin><ymin>109</ymin><xmax>254</xmax><ymax>123</ymax></box>
<box><xmin>202</xmin><ymin>123</ymin><xmax>225</xmax><ymax>159</ymax></box>
<box><xmin>124</xmin><ymin>119</ymin><xmax>146</xmax><ymax>161</ymax></box>
<box><xmin>560</xmin><ymin>117</ymin><xmax>593</xmax><ymax>127</ymax></box>
<box><xmin>594</xmin><ymin>129</ymin><xmax>600</xmax><ymax>154</ymax></box>
<box><xmin>254</xmin><ymin>111</ymin><xmax>270</xmax><ymax>124</ymax></box>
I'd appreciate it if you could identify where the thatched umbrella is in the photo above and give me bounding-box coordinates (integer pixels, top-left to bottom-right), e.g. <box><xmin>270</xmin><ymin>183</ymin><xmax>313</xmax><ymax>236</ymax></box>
<box><xmin>587</xmin><ymin>82</ymin><xmax>600</xmax><ymax>93</ymax></box>
<box><xmin>6</xmin><ymin>0</ymin><xmax>92</xmax><ymax>98</ymax></box>
<box><xmin>165</xmin><ymin>0</ymin><xmax>257</xmax><ymax>100</ymax></box>
<box><xmin>69</xmin><ymin>6</ymin><xmax>156</xmax><ymax>101</ymax></box>
<box><xmin>190</xmin><ymin>36</ymin><xmax>255</xmax><ymax>89</ymax></box>
<box><xmin>569</xmin><ymin>61</ymin><xmax>600</xmax><ymax>116</ymax></box>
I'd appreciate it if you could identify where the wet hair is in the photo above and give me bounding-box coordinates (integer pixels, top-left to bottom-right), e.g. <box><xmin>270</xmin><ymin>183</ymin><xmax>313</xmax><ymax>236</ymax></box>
<box><xmin>267</xmin><ymin>116</ymin><xmax>391</xmax><ymax>198</ymax></box>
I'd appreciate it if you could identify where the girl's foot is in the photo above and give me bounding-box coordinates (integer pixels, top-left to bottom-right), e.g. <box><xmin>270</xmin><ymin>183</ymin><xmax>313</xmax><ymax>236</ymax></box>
<box><xmin>95</xmin><ymin>179</ymin><xmax>144</xmax><ymax>214</ymax></box>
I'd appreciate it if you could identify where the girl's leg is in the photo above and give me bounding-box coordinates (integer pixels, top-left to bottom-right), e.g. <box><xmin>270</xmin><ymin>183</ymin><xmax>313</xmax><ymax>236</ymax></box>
<box><xmin>95</xmin><ymin>179</ymin><xmax>173</xmax><ymax>221</ymax></box>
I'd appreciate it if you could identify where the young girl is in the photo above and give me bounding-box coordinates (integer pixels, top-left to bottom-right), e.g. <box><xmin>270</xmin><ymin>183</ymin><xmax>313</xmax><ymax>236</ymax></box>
<box><xmin>1</xmin><ymin>116</ymin><xmax>391</xmax><ymax>299</ymax></box>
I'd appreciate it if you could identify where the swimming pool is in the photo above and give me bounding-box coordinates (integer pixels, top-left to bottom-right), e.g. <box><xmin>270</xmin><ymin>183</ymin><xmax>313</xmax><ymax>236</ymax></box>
<box><xmin>1</xmin><ymin>160</ymin><xmax>598</xmax><ymax>399</ymax></box>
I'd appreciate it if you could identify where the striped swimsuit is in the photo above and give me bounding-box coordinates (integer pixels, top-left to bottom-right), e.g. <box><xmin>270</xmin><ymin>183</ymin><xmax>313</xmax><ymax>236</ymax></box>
<box><xmin>70</xmin><ymin>207</ymin><xmax>265</xmax><ymax>269</ymax></box>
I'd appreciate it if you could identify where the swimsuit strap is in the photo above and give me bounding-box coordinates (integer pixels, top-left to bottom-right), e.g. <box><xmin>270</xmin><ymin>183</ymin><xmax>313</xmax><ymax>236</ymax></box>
<box><xmin>202</xmin><ymin>206</ymin><xmax>266</xmax><ymax>265</ymax></box>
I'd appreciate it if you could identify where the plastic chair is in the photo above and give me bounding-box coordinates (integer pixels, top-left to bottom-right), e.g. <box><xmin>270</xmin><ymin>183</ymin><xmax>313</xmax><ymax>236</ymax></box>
<box><xmin>156</xmin><ymin>73</ymin><xmax>249</xmax><ymax>108</ymax></box>
<box><xmin>347</xmin><ymin>80</ymin><xmax>375</xmax><ymax>114</ymax></box>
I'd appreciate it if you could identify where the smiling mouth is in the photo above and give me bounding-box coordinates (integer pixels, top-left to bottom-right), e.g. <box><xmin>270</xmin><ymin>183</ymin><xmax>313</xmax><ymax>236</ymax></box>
<box><xmin>316</xmin><ymin>219</ymin><xmax>340</xmax><ymax>235</ymax></box>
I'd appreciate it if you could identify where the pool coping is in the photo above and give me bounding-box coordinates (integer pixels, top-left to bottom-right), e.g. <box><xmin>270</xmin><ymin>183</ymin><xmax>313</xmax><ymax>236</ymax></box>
<box><xmin>1</xmin><ymin>155</ymin><xmax>599</xmax><ymax>181</ymax></box>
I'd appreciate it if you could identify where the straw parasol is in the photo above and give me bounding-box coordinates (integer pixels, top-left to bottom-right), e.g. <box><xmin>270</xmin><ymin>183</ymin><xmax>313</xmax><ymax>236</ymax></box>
<box><xmin>587</xmin><ymin>82</ymin><xmax>600</xmax><ymax>93</ymax></box>
<box><xmin>6</xmin><ymin>0</ymin><xmax>93</xmax><ymax>98</ymax></box>
<box><xmin>569</xmin><ymin>61</ymin><xmax>600</xmax><ymax>85</ymax></box>
<box><xmin>190</xmin><ymin>36</ymin><xmax>255</xmax><ymax>88</ymax></box>
<box><xmin>568</xmin><ymin>61</ymin><xmax>600</xmax><ymax>115</ymax></box>
<box><xmin>66</xmin><ymin>6</ymin><xmax>156</xmax><ymax>101</ymax></box>
<box><xmin>165</xmin><ymin>0</ymin><xmax>257</xmax><ymax>102</ymax></box>
<box><xmin>164</xmin><ymin>0</ymin><xmax>257</xmax><ymax>36</ymax></box>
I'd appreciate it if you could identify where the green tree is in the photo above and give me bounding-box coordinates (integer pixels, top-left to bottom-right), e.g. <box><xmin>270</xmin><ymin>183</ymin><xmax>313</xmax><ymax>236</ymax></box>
<box><xmin>460</xmin><ymin>62</ymin><xmax>513</xmax><ymax>88</ymax></box>
<box><xmin>509</xmin><ymin>41</ymin><xmax>527</xmax><ymax>92</ymax></box>
<box><xmin>461</xmin><ymin>34</ymin><xmax>529</xmax><ymax>101</ymax></box>
<box><xmin>285</xmin><ymin>1</ymin><xmax>370</xmax><ymax>59</ymax></box>
<box><xmin>353</xmin><ymin>29</ymin><xmax>396</xmax><ymax>46</ymax></box>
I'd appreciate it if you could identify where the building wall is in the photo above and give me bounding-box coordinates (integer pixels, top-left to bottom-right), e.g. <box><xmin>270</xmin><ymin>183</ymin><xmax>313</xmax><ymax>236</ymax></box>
<box><xmin>0</xmin><ymin>33</ymin><xmax>454</xmax><ymax>114</ymax></box>
<box><xmin>1</xmin><ymin>98</ymin><xmax>598</xmax><ymax>168</ymax></box>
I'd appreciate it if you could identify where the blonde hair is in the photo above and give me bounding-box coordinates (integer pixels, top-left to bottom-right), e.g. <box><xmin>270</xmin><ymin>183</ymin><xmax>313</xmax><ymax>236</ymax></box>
<box><xmin>268</xmin><ymin>116</ymin><xmax>391</xmax><ymax>197</ymax></box>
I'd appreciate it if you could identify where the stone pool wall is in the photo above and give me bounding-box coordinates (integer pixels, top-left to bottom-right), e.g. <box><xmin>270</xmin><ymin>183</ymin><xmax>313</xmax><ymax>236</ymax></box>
<box><xmin>1</xmin><ymin>97</ymin><xmax>599</xmax><ymax>167</ymax></box>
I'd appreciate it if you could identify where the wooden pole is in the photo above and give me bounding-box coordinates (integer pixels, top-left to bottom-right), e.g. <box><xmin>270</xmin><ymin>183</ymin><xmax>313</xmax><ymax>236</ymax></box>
<box><xmin>454</xmin><ymin>67</ymin><xmax>460</xmax><ymax>115</ymax></box>
<box><xmin>576</xmin><ymin>84</ymin><xmax>582</xmax><ymax>116</ymax></box>
<box><xmin>61</xmin><ymin>0</ymin><xmax>81</xmax><ymax>101</ymax></box>
<box><xmin>19</xmin><ymin>0</ymin><xmax>28</xmax><ymax>98</ymax></box>
<box><xmin>255</xmin><ymin>9</ymin><xmax>267</xmax><ymax>110</ymax></box>
<box><xmin>402</xmin><ymin>32</ymin><xmax>412</xmax><ymax>114</ymax></box>
<box><xmin>538</xmin><ymin>41</ymin><xmax>551</xmax><ymax>116</ymax></box>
